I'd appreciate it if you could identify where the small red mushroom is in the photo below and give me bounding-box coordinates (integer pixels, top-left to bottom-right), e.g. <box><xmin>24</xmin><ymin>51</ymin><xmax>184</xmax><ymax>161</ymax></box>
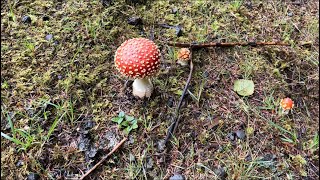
<box><xmin>115</xmin><ymin>38</ymin><xmax>161</xmax><ymax>98</ymax></box>
<box><xmin>177</xmin><ymin>48</ymin><xmax>190</xmax><ymax>66</ymax></box>
<box><xmin>280</xmin><ymin>97</ymin><xmax>294</xmax><ymax>110</ymax></box>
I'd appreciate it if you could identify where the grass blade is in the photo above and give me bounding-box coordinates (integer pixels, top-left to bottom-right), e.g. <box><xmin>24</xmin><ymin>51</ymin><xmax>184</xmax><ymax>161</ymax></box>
<box><xmin>46</xmin><ymin>112</ymin><xmax>66</xmax><ymax>141</ymax></box>
<box><xmin>1</xmin><ymin>132</ymin><xmax>24</xmax><ymax>145</ymax></box>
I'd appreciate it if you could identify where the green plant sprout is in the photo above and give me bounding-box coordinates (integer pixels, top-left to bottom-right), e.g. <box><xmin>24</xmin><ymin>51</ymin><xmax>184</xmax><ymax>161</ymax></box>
<box><xmin>112</xmin><ymin>111</ymin><xmax>138</xmax><ymax>134</ymax></box>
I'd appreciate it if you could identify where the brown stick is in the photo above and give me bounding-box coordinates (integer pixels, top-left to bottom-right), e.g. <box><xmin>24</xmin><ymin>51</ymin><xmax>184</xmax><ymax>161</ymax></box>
<box><xmin>167</xmin><ymin>41</ymin><xmax>290</xmax><ymax>48</ymax></box>
<box><xmin>164</xmin><ymin>50</ymin><xmax>194</xmax><ymax>145</ymax></box>
<box><xmin>79</xmin><ymin>137</ymin><xmax>127</xmax><ymax>180</ymax></box>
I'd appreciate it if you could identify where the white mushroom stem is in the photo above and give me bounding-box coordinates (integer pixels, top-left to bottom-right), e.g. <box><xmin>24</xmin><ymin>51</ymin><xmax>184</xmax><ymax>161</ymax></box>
<box><xmin>177</xmin><ymin>59</ymin><xmax>189</xmax><ymax>66</ymax></box>
<box><xmin>132</xmin><ymin>78</ymin><xmax>153</xmax><ymax>98</ymax></box>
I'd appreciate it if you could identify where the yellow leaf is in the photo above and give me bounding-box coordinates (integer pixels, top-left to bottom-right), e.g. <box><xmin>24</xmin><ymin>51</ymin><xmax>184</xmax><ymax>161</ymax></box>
<box><xmin>246</xmin><ymin>127</ymin><xmax>254</xmax><ymax>135</ymax></box>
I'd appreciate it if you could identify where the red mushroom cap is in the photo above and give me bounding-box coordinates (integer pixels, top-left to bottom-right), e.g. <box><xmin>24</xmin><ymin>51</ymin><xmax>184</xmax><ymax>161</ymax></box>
<box><xmin>280</xmin><ymin>97</ymin><xmax>294</xmax><ymax>110</ymax></box>
<box><xmin>115</xmin><ymin>38</ymin><xmax>161</xmax><ymax>79</ymax></box>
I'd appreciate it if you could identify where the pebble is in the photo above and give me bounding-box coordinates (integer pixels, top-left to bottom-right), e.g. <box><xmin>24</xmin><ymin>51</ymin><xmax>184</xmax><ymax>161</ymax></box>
<box><xmin>227</xmin><ymin>132</ymin><xmax>235</xmax><ymax>141</ymax></box>
<box><xmin>78</xmin><ymin>135</ymin><xmax>91</xmax><ymax>151</ymax></box>
<box><xmin>288</xmin><ymin>12</ymin><xmax>293</xmax><ymax>17</ymax></box>
<box><xmin>42</xmin><ymin>16</ymin><xmax>49</xmax><ymax>21</ymax></box>
<box><xmin>86</xmin><ymin>146</ymin><xmax>97</xmax><ymax>158</ymax></box>
<box><xmin>146</xmin><ymin>157</ymin><xmax>154</xmax><ymax>169</ymax></box>
<box><xmin>171</xmin><ymin>7</ymin><xmax>178</xmax><ymax>14</ymax></box>
<box><xmin>16</xmin><ymin>160</ymin><xmax>24</xmax><ymax>167</ymax></box>
<box><xmin>129</xmin><ymin>153</ymin><xmax>135</xmax><ymax>162</ymax></box>
<box><xmin>157</xmin><ymin>139</ymin><xmax>166</xmax><ymax>152</ymax></box>
<box><xmin>45</xmin><ymin>34</ymin><xmax>53</xmax><ymax>41</ymax></box>
<box><xmin>244</xmin><ymin>1</ymin><xmax>253</xmax><ymax>9</ymax></box>
<box><xmin>101</xmin><ymin>0</ymin><xmax>112</xmax><ymax>7</ymax></box>
<box><xmin>53</xmin><ymin>40</ymin><xmax>59</xmax><ymax>45</ymax></box>
<box><xmin>203</xmin><ymin>71</ymin><xmax>209</xmax><ymax>78</ymax></box>
<box><xmin>213</xmin><ymin>167</ymin><xmax>227</xmax><ymax>179</ymax></box>
<box><xmin>22</xmin><ymin>15</ymin><xmax>31</xmax><ymax>24</ymax></box>
<box><xmin>167</xmin><ymin>97</ymin><xmax>174</xmax><ymax>107</ymax></box>
<box><xmin>127</xmin><ymin>16</ymin><xmax>143</xmax><ymax>26</ymax></box>
<box><xmin>235</xmin><ymin>129</ymin><xmax>246</xmax><ymax>139</ymax></box>
<box><xmin>84</xmin><ymin>121</ymin><xmax>94</xmax><ymax>130</ymax></box>
<box><xmin>169</xmin><ymin>173</ymin><xmax>185</xmax><ymax>180</ymax></box>
<box><xmin>175</xmin><ymin>26</ymin><xmax>183</xmax><ymax>37</ymax></box>
<box><xmin>27</xmin><ymin>173</ymin><xmax>40</xmax><ymax>180</ymax></box>
<box><xmin>245</xmin><ymin>154</ymin><xmax>252</xmax><ymax>162</ymax></box>
<box><xmin>262</xmin><ymin>154</ymin><xmax>276</xmax><ymax>161</ymax></box>
<box><xmin>128</xmin><ymin>135</ymin><xmax>135</xmax><ymax>144</ymax></box>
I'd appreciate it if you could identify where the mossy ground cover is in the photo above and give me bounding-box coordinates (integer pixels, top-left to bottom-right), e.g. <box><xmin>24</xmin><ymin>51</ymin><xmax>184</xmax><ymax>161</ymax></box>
<box><xmin>1</xmin><ymin>0</ymin><xmax>319</xmax><ymax>179</ymax></box>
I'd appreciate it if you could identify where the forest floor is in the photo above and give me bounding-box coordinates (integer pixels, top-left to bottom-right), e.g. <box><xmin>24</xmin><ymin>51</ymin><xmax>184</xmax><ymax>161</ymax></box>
<box><xmin>1</xmin><ymin>0</ymin><xmax>319</xmax><ymax>179</ymax></box>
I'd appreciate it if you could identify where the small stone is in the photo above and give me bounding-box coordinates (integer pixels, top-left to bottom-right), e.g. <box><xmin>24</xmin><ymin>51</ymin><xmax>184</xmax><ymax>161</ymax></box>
<box><xmin>128</xmin><ymin>135</ymin><xmax>135</xmax><ymax>144</ymax></box>
<box><xmin>105</xmin><ymin>131</ymin><xmax>119</xmax><ymax>149</ymax></box>
<box><xmin>157</xmin><ymin>139</ymin><xmax>166</xmax><ymax>152</ymax></box>
<box><xmin>167</xmin><ymin>97</ymin><xmax>174</xmax><ymax>107</ymax></box>
<box><xmin>129</xmin><ymin>153</ymin><xmax>135</xmax><ymax>162</ymax></box>
<box><xmin>292</xmin><ymin>1</ymin><xmax>301</xmax><ymax>5</ymax></box>
<box><xmin>42</xmin><ymin>16</ymin><xmax>49</xmax><ymax>21</ymax></box>
<box><xmin>213</xmin><ymin>167</ymin><xmax>227</xmax><ymax>179</ymax></box>
<box><xmin>175</xmin><ymin>26</ymin><xmax>183</xmax><ymax>37</ymax></box>
<box><xmin>146</xmin><ymin>157</ymin><xmax>154</xmax><ymax>169</ymax></box>
<box><xmin>78</xmin><ymin>135</ymin><xmax>91</xmax><ymax>151</ymax></box>
<box><xmin>22</xmin><ymin>15</ymin><xmax>31</xmax><ymax>24</ymax></box>
<box><xmin>45</xmin><ymin>34</ymin><xmax>53</xmax><ymax>41</ymax></box>
<box><xmin>84</xmin><ymin>121</ymin><xmax>94</xmax><ymax>130</ymax></box>
<box><xmin>262</xmin><ymin>154</ymin><xmax>276</xmax><ymax>161</ymax></box>
<box><xmin>86</xmin><ymin>146</ymin><xmax>97</xmax><ymax>158</ymax></box>
<box><xmin>125</xmin><ymin>0</ymin><xmax>145</xmax><ymax>5</ymax></box>
<box><xmin>27</xmin><ymin>173</ymin><xmax>40</xmax><ymax>180</ymax></box>
<box><xmin>244</xmin><ymin>1</ymin><xmax>253</xmax><ymax>9</ymax></box>
<box><xmin>169</xmin><ymin>173</ymin><xmax>185</xmax><ymax>180</ymax></box>
<box><xmin>227</xmin><ymin>132</ymin><xmax>235</xmax><ymax>141</ymax></box>
<box><xmin>16</xmin><ymin>160</ymin><xmax>24</xmax><ymax>167</ymax></box>
<box><xmin>127</xmin><ymin>16</ymin><xmax>143</xmax><ymax>26</ymax></box>
<box><xmin>53</xmin><ymin>40</ymin><xmax>59</xmax><ymax>45</ymax></box>
<box><xmin>203</xmin><ymin>71</ymin><xmax>209</xmax><ymax>78</ymax></box>
<box><xmin>101</xmin><ymin>0</ymin><xmax>113</xmax><ymax>7</ymax></box>
<box><xmin>171</xmin><ymin>7</ymin><xmax>178</xmax><ymax>14</ymax></box>
<box><xmin>288</xmin><ymin>12</ymin><xmax>293</xmax><ymax>17</ymax></box>
<box><xmin>235</xmin><ymin>129</ymin><xmax>246</xmax><ymax>139</ymax></box>
<box><xmin>245</xmin><ymin>154</ymin><xmax>252</xmax><ymax>162</ymax></box>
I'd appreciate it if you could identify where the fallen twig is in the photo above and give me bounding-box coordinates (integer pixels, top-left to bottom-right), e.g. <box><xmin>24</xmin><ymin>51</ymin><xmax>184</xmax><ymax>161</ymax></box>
<box><xmin>164</xmin><ymin>49</ymin><xmax>194</xmax><ymax>146</ymax></box>
<box><xmin>167</xmin><ymin>41</ymin><xmax>290</xmax><ymax>48</ymax></box>
<box><xmin>79</xmin><ymin>137</ymin><xmax>127</xmax><ymax>180</ymax></box>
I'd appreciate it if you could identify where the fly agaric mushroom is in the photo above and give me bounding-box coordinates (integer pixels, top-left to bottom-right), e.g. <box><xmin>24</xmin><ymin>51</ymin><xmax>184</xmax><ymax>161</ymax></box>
<box><xmin>280</xmin><ymin>97</ymin><xmax>294</xmax><ymax>110</ymax></box>
<box><xmin>115</xmin><ymin>38</ymin><xmax>161</xmax><ymax>98</ymax></box>
<box><xmin>177</xmin><ymin>48</ymin><xmax>191</xmax><ymax>66</ymax></box>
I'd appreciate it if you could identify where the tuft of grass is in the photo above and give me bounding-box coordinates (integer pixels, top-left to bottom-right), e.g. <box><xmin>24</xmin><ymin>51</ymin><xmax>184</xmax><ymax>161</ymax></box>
<box><xmin>259</xmin><ymin>90</ymin><xmax>279</xmax><ymax>110</ymax></box>
<box><xmin>268</xmin><ymin>120</ymin><xmax>299</xmax><ymax>145</ymax></box>
<box><xmin>1</xmin><ymin>112</ymin><xmax>37</xmax><ymax>151</ymax></box>
<box><xmin>1</xmin><ymin>98</ymin><xmax>76</xmax><ymax>152</ymax></box>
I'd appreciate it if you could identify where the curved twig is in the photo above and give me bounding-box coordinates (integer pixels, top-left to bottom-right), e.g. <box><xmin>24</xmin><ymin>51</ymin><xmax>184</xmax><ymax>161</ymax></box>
<box><xmin>166</xmin><ymin>41</ymin><xmax>290</xmax><ymax>48</ymax></box>
<box><xmin>164</xmin><ymin>48</ymin><xmax>194</xmax><ymax>145</ymax></box>
<box><xmin>79</xmin><ymin>137</ymin><xmax>127</xmax><ymax>180</ymax></box>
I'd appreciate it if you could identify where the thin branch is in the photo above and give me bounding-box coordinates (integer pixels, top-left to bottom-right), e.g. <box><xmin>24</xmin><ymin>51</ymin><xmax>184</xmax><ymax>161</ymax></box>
<box><xmin>166</xmin><ymin>41</ymin><xmax>290</xmax><ymax>48</ymax></box>
<box><xmin>79</xmin><ymin>137</ymin><xmax>127</xmax><ymax>180</ymax></box>
<box><xmin>164</xmin><ymin>50</ymin><xmax>194</xmax><ymax>145</ymax></box>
